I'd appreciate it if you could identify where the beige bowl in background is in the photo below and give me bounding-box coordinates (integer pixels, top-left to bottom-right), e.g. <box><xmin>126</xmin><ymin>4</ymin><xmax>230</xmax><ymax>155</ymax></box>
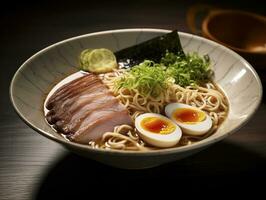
<box><xmin>10</xmin><ymin>29</ymin><xmax>262</xmax><ymax>169</ymax></box>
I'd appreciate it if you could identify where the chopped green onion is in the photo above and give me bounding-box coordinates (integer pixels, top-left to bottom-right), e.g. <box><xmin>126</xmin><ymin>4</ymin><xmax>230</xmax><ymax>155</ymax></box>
<box><xmin>115</xmin><ymin>52</ymin><xmax>213</xmax><ymax>97</ymax></box>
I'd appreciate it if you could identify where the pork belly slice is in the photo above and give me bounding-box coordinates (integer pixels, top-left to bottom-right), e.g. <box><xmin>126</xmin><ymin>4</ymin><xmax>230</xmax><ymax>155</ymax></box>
<box><xmin>45</xmin><ymin>73</ymin><xmax>132</xmax><ymax>144</ymax></box>
<box><xmin>53</xmin><ymin>97</ymin><xmax>118</xmax><ymax>135</ymax></box>
<box><xmin>69</xmin><ymin>109</ymin><xmax>132</xmax><ymax>143</ymax></box>
<box><xmin>46</xmin><ymin>84</ymin><xmax>108</xmax><ymax>124</ymax></box>
<box><xmin>46</xmin><ymin>74</ymin><xmax>100</xmax><ymax>109</ymax></box>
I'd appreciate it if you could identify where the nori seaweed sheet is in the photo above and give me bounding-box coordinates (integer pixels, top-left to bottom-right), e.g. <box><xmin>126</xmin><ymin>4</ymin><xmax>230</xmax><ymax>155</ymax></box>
<box><xmin>115</xmin><ymin>30</ymin><xmax>184</xmax><ymax>68</ymax></box>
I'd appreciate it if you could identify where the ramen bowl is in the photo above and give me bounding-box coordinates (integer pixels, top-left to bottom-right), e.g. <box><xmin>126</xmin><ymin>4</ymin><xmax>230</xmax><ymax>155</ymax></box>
<box><xmin>10</xmin><ymin>29</ymin><xmax>262</xmax><ymax>169</ymax></box>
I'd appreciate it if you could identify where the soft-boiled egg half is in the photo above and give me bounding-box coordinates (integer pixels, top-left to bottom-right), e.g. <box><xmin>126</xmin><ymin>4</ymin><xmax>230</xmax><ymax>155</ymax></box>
<box><xmin>135</xmin><ymin>113</ymin><xmax>182</xmax><ymax>148</ymax></box>
<box><xmin>165</xmin><ymin>103</ymin><xmax>212</xmax><ymax>136</ymax></box>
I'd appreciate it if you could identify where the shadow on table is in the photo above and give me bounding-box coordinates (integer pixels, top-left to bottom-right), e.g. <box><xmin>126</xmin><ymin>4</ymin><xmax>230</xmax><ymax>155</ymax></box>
<box><xmin>34</xmin><ymin>141</ymin><xmax>265</xmax><ymax>199</ymax></box>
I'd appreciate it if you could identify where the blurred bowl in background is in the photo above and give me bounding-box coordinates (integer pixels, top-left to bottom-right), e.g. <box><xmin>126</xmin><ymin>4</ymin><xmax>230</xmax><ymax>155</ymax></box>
<box><xmin>187</xmin><ymin>5</ymin><xmax>266</xmax><ymax>68</ymax></box>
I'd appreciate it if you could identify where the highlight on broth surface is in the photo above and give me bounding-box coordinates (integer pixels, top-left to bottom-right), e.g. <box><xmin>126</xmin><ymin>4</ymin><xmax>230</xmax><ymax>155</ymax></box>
<box><xmin>44</xmin><ymin>30</ymin><xmax>229</xmax><ymax>151</ymax></box>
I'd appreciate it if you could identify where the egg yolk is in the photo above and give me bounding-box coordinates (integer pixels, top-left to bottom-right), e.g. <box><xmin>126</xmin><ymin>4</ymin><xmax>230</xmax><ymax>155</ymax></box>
<box><xmin>173</xmin><ymin>108</ymin><xmax>205</xmax><ymax>124</ymax></box>
<box><xmin>141</xmin><ymin>117</ymin><xmax>175</xmax><ymax>134</ymax></box>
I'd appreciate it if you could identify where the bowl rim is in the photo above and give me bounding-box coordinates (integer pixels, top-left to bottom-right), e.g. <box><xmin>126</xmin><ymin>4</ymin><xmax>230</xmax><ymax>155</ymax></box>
<box><xmin>10</xmin><ymin>28</ymin><xmax>263</xmax><ymax>156</ymax></box>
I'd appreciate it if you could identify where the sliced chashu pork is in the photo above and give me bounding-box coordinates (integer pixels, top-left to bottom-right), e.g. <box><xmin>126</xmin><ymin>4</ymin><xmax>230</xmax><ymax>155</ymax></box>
<box><xmin>45</xmin><ymin>73</ymin><xmax>132</xmax><ymax>144</ymax></box>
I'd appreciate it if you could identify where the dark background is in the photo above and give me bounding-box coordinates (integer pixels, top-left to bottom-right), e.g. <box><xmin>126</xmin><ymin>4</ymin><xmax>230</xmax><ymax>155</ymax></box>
<box><xmin>1</xmin><ymin>0</ymin><xmax>266</xmax><ymax>199</ymax></box>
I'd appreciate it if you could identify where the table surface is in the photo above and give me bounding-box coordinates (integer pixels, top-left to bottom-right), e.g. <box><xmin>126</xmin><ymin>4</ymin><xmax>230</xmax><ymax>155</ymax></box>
<box><xmin>1</xmin><ymin>1</ymin><xmax>266</xmax><ymax>199</ymax></box>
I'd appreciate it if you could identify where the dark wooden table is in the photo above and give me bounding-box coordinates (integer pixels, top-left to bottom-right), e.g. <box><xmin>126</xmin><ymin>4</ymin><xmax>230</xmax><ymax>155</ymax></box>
<box><xmin>1</xmin><ymin>1</ymin><xmax>266</xmax><ymax>199</ymax></box>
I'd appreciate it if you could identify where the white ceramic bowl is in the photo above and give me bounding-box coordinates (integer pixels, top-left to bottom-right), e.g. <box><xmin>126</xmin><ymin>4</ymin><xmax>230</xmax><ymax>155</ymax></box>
<box><xmin>10</xmin><ymin>29</ymin><xmax>262</xmax><ymax>169</ymax></box>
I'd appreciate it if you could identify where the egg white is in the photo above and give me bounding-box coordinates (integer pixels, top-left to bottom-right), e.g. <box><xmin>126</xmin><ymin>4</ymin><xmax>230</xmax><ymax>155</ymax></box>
<box><xmin>165</xmin><ymin>103</ymin><xmax>212</xmax><ymax>136</ymax></box>
<box><xmin>135</xmin><ymin>113</ymin><xmax>182</xmax><ymax>148</ymax></box>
